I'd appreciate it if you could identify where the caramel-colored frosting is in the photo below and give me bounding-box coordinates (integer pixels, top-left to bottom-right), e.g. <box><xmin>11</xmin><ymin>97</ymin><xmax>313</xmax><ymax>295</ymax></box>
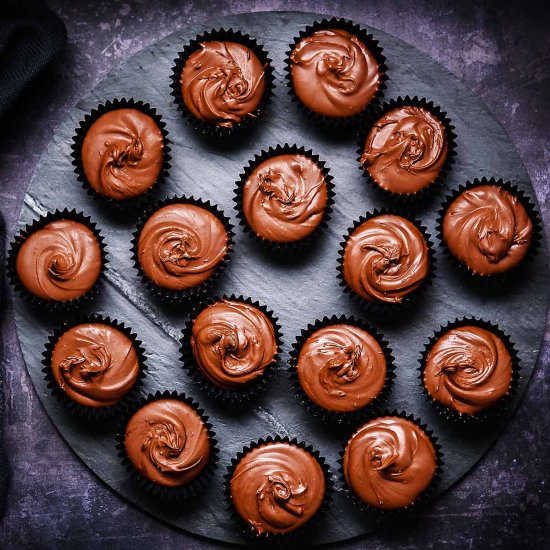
<box><xmin>242</xmin><ymin>154</ymin><xmax>328</xmax><ymax>243</ymax></box>
<box><xmin>230</xmin><ymin>442</ymin><xmax>325</xmax><ymax>535</ymax></box>
<box><xmin>81</xmin><ymin>108</ymin><xmax>164</xmax><ymax>199</ymax></box>
<box><xmin>16</xmin><ymin>220</ymin><xmax>102</xmax><ymax>302</ymax></box>
<box><xmin>137</xmin><ymin>203</ymin><xmax>228</xmax><ymax>291</ymax></box>
<box><xmin>124</xmin><ymin>399</ymin><xmax>210</xmax><ymax>487</ymax></box>
<box><xmin>423</xmin><ymin>325</ymin><xmax>513</xmax><ymax>415</ymax></box>
<box><xmin>191</xmin><ymin>299</ymin><xmax>277</xmax><ymax>389</ymax></box>
<box><xmin>343</xmin><ymin>416</ymin><xmax>437</xmax><ymax>509</ymax></box>
<box><xmin>290</xmin><ymin>29</ymin><xmax>380</xmax><ymax>118</ymax></box>
<box><xmin>180</xmin><ymin>41</ymin><xmax>266</xmax><ymax>127</ymax></box>
<box><xmin>296</xmin><ymin>324</ymin><xmax>386</xmax><ymax>412</ymax></box>
<box><xmin>361</xmin><ymin>106</ymin><xmax>448</xmax><ymax>194</ymax></box>
<box><xmin>51</xmin><ymin>323</ymin><xmax>139</xmax><ymax>407</ymax></box>
<box><xmin>343</xmin><ymin>215</ymin><xmax>429</xmax><ymax>303</ymax></box>
<box><xmin>443</xmin><ymin>184</ymin><xmax>533</xmax><ymax>275</ymax></box>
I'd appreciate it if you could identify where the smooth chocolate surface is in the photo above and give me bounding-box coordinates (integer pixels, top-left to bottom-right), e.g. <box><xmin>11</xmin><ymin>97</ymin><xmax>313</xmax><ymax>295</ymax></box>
<box><xmin>81</xmin><ymin>108</ymin><xmax>164</xmax><ymax>200</ymax></box>
<box><xmin>51</xmin><ymin>323</ymin><xmax>139</xmax><ymax>408</ymax></box>
<box><xmin>423</xmin><ymin>325</ymin><xmax>513</xmax><ymax>415</ymax></box>
<box><xmin>360</xmin><ymin>106</ymin><xmax>448</xmax><ymax>194</ymax></box>
<box><xmin>242</xmin><ymin>153</ymin><xmax>328</xmax><ymax>243</ymax></box>
<box><xmin>296</xmin><ymin>324</ymin><xmax>386</xmax><ymax>412</ymax></box>
<box><xmin>342</xmin><ymin>214</ymin><xmax>429</xmax><ymax>303</ymax></box>
<box><xmin>137</xmin><ymin>203</ymin><xmax>228</xmax><ymax>291</ymax></box>
<box><xmin>230</xmin><ymin>441</ymin><xmax>325</xmax><ymax>535</ymax></box>
<box><xmin>290</xmin><ymin>28</ymin><xmax>380</xmax><ymax>118</ymax></box>
<box><xmin>15</xmin><ymin>219</ymin><xmax>101</xmax><ymax>302</ymax></box>
<box><xmin>180</xmin><ymin>41</ymin><xmax>266</xmax><ymax>127</ymax></box>
<box><xmin>443</xmin><ymin>184</ymin><xmax>533</xmax><ymax>275</ymax></box>
<box><xmin>124</xmin><ymin>399</ymin><xmax>210</xmax><ymax>487</ymax></box>
<box><xmin>191</xmin><ymin>299</ymin><xmax>277</xmax><ymax>389</ymax></box>
<box><xmin>343</xmin><ymin>416</ymin><xmax>437</xmax><ymax>509</ymax></box>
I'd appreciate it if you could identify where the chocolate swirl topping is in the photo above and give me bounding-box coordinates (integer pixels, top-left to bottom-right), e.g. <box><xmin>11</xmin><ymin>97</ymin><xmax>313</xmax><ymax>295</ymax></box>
<box><xmin>242</xmin><ymin>154</ymin><xmax>328</xmax><ymax>243</ymax></box>
<box><xmin>191</xmin><ymin>299</ymin><xmax>277</xmax><ymax>389</ymax></box>
<box><xmin>230</xmin><ymin>442</ymin><xmax>325</xmax><ymax>535</ymax></box>
<box><xmin>124</xmin><ymin>399</ymin><xmax>210</xmax><ymax>487</ymax></box>
<box><xmin>138</xmin><ymin>203</ymin><xmax>228</xmax><ymax>291</ymax></box>
<box><xmin>443</xmin><ymin>185</ymin><xmax>533</xmax><ymax>275</ymax></box>
<box><xmin>423</xmin><ymin>326</ymin><xmax>513</xmax><ymax>415</ymax></box>
<box><xmin>81</xmin><ymin>108</ymin><xmax>164</xmax><ymax>200</ymax></box>
<box><xmin>297</xmin><ymin>324</ymin><xmax>386</xmax><ymax>412</ymax></box>
<box><xmin>51</xmin><ymin>323</ymin><xmax>139</xmax><ymax>407</ymax></box>
<box><xmin>15</xmin><ymin>220</ymin><xmax>102</xmax><ymax>302</ymax></box>
<box><xmin>290</xmin><ymin>29</ymin><xmax>380</xmax><ymax>118</ymax></box>
<box><xmin>361</xmin><ymin>106</ymin><xmax>448</xmax><ymax>194</ymax></box>
<box><xmin>180</xmin><ymin>41</ymin><xmax>266</xmax><ymax>128</ymax></box>
<box><xmin>342</xmin><ymin>215</ymin><xmax>429</xmax><ymax>303</ymax></box>
<box><xmin>343</xmin><ymin>416</ymin><xmax>437</xmax><ymax>509</ymax></box>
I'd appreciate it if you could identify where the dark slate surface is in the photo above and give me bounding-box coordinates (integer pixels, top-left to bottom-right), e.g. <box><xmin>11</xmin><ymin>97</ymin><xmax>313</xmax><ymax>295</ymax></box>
<box><xmin>1</xmin><ymin>1</ymin><xmax>549</xmax><ymax>548</ymax></box>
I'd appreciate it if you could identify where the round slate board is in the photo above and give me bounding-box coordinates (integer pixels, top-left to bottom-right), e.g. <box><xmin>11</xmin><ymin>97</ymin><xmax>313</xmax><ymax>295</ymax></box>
<box><xmin>12</xmin><ymin>11</ymin><xmax>549</xmax><ymax>546</ymax></box>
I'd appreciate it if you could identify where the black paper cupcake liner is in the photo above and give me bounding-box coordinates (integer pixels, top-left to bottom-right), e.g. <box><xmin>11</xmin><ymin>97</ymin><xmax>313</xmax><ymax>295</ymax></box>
<box><xmin>233</xmin><ymin>144</ymin><xmax>335</xmax><ymax>253</ymax></box>
<box><xmin>338</xmin><ymin>410</ymin><xmax>444</xmax><ymax>516</ymax></box>
<box><xmin>115</xmin><ymin>390</ymin><xmax>219</xmax><ymax>500</ymax></box>
<box><xmin>180</xmin><ymin>294</ymin><xmax>283</xmax><ymax>407</ymax></box>
<box><xmin>170</xmin><ymin>28</ymin><xmax>275</xmax><ymax>139</ymax></box>
<box><xmin>131</xmin><ymin>195</ymin><xmax>234</xmax><ymax>304</ymax></box>
<box><xmin>357</xmin><ymin>96</ymin><xmax>457</xmax><ymax>204</ymax></box>
<box><xmin>41</xmin><ymin>314</ymin><xmax>148</xmax><ymax>420</ymax></box>
<box><xmin>223</xmin><ymin>435</ymin><xmax>333</xmax><ymax>543</ymax></box>
<box><xmin>436</xmin><ymin>177</ymin><xmax>542</xmax><ymax>284</ymax></box>
<box><xmin>284</xmin><ymin>17</ymin><xmax>388</xmax><ymax>128</ymax></box>
<box><xmin>336</xmin><ymin>208</ymin><xmax>436</xmax><ymax>315</ymax></box>
<box><xmin>418</xmin><ymin>317</ymin><xmax>521</xmax><ymax>424</ymax></box>
<box><xmin>70</xmin><ymin>98</ymin><xmax>172</xmax><ymax>213</ymax></box>
<box><xmin>6</xmin><ymin>208</ymin><xmax>108</xmax><ymax>312</ymax></box>
<box><xmin>288</xmin><ymin>314</ymin><xmax>395</xmax><ymax>425</ymax></box>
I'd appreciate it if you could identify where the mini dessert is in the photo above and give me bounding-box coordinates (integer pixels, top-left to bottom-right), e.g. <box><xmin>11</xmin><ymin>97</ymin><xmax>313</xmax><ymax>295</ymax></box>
<box><xmin>124</xmin><ymin>398</ymin><xmax>211</xmax><ymax>487</ymax></box>
<box><xmin>423</xmin><ymin>325</ymin><xmax>513</xmax><ymax>415</ymax></box>
<box><xmin>289</xmin><ymin>28</ymin><xmax>381</xmax><ymax>118</ymax></box>
<box><xmin>180</xmin><ymin>41</ymin><xmax>266</xmax><ymax>128</ymax></box>
<box><xmin>191</xmin><ymin>299</ymin><xmax>278</xmax><ymax>389</ymax></box>
<box><xmin>342</xmin><ymin>214</ymin><xmax>430</xmax><ymax>303</ymax></box>
<box><xmin>50</xmin><ymin>323</ymin><xmax>139</xmax><ymax>408</ymax></box>
<box><xmin>296</xmin><ymin>323</ymin><xmax>386</xmax><ymax>412</ymax></box>
<box><xmin>15</xmin><ymin>219</ymin><xmax>102</xmax><ymax>302</ymax></box>
<box><xmin>230</xmin><ymin>441</ymin><xmax>325</xmax><ymax>535</ymax></box>
<box><xmin>137</xmin><ymin>203</ymin><xmax>229</xmax><ymax>291</ymax></box>
<box><xmin>343</xmin><ymin>416</ymin><xmax>437</xmax><ymax>509</ymax></box>
<box><xmin>241</xmin><ymin>153</ymin><xmax>328</xmax><ymax>243</ymax></box>
<box><xmin>442</xmin><ymin>184</ymin><xmax>533</xmax><ymax>275</ymax></box>
<box><xmin>360</xmin><ymin>106</ymin><xmax>448</xmax><ymax>195</ymax></box>
<box><xmin>80</xmin><ymin>108</ymin><xmax>165</xmax><ymax>200</ymax></box>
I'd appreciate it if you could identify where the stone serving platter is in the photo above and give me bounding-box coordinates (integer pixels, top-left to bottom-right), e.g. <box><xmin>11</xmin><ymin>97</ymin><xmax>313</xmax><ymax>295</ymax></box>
<box><xmin>12</xmin><ymin>11</ymin><xmax>549</xmax><ymax>546</ymax></box>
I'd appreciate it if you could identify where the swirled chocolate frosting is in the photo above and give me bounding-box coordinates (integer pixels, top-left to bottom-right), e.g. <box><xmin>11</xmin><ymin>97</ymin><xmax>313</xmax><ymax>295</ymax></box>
<box><xmin>342</xmin><ymin>215</ymin><xmax>429</xmax><ymax>303</ymax></box>
<box><xmin>296</xmin><ymin>324</ymin><xmax>386</xmax><ymax>412</ymax></box>
<box><xmin>51</xmin><ymin>323</ymin><xmax>139</xmax><ymax>407</ymax></box>
<box><xmin>360</xmin><ymin>106</ymin><xmax>448</xmax><ymax>194</ymax></box>
<box><xmin>16</xmin><ymin>220</ymin><xmax>102</xmax><ymax>302</ymax></box>
<box><xmin>230</xmin><ymin>442</ymin><xmax>325</xmax><ymax>535</ymax></box>
<box><xmin>423</xmin><ymin>326</ymin><xmax>513</xmax><ymax>415</ymax></box>
<box><xmin>443</xmin><ymin>185</ymin><xmax>533</xmax><ymax>275</ymax></box>
<box><xmin>290</xmin><ymin>29</ymin><xmax>380</xmax><ymax>118</ymax></box>
<box><xmin>343</xmin><ymin>416</ymin><xmax>437</xmax><ymax>509</ymax></box>
<box><xmin>242</xmin><ymin>154</ymin><xmax>328</xmax><ymax>243</ymax></box>
<box><xmin>137</xmin><ymin>203</ymin><xmax>229</xmax><ymax>291</ymax></box>
<box><xmin>81</xmin><ymin>108</ymin><xmax>164</xmax><ymax>200</ymax></box>
<box><xmin>124</xmin><ymin>399</ymin><xmax>210</xmax><ymax>487</ymax></box>
<box><xmin>191</xmin><ymin>299</ymin><xmax>277</xmax><ymax>389</ymax></box>
<box><xmin>180</xmin><ymin>41</ymin><xmax>266</xmax><ymax>127</ymax></box>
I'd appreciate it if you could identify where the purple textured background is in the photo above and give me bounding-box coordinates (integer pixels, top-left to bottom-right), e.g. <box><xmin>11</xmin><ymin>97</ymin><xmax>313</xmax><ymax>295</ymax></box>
<box><xmin>1</xmin><ymin>0</ymin><xmax>549</xmax><ymax>547</ymax></box>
